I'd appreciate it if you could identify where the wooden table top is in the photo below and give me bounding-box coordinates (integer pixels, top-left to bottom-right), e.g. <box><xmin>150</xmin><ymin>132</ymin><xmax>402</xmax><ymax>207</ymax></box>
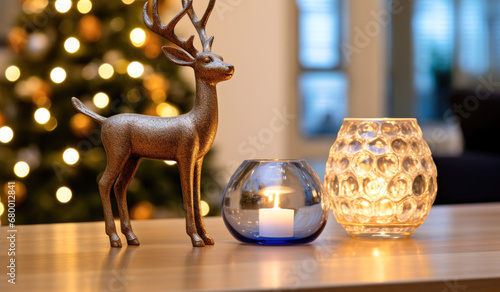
<box><xmin>1</xmin><ymin>203</ymin><xmax>500</xmax><ymax>292</ymax></box>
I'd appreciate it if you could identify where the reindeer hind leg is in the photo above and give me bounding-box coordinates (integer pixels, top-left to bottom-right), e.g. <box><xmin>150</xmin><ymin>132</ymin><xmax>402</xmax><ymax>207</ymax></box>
<box><xmin>99</xmin><ymin>152</ymin><xmax>130</xmax><ymax>248</ymax></box>
<box><xmin>114</xmin><ymin>156</ymin><xmax>141</xmax><ymax>246</ymax></box>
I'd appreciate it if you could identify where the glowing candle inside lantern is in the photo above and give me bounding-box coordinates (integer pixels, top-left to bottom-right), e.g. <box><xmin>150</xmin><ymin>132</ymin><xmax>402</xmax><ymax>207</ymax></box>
<box><xmin>259</xmin><ymin>190</ymin><xmax>294</xmax><ymax>238</ymax></box>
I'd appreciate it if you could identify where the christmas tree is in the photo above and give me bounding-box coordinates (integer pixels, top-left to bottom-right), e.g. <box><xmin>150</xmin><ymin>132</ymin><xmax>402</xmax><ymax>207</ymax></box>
<box><xmin>0</xmin><ymin>0</ymin><xmax>220</xmax><ymax>224</ymax></box>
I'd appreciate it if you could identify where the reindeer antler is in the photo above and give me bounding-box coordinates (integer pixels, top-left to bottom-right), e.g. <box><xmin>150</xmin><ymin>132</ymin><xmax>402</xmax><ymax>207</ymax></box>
<box><xmin>181</xmin><ymin>0</ymin><xmax>216</xmax><ymax>52</ymax></box>
<box><xmin>143</xmin><ymin>0</ymin><xmax>198</xmax><ymax>57</ymax></box>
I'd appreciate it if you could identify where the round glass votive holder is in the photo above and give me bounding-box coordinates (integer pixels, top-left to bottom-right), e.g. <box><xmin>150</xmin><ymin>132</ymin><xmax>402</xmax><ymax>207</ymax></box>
<box><xmin>325</xmin><ymin>118</ymin><xmax>438</xmax><ymax>239</ymax></box>
<box><xmin>222</xmin><ymin>159</ymin><xmax>329</xmax><ymax>245</ymax></box>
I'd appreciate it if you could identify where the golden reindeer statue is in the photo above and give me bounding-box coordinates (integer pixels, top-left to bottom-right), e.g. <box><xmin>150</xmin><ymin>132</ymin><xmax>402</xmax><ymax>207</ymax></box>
<box><xmin>72</xmin><ymin>0</ymin><xmax>234</xmax><ymax>247</ymax></box>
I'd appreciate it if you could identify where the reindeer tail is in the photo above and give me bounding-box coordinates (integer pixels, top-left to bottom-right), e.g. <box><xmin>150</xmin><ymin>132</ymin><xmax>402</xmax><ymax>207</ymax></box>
<box><xmin>71</xmin><ymin>97</ymin><xmax>106</xmax><ymax>125</ymax></box>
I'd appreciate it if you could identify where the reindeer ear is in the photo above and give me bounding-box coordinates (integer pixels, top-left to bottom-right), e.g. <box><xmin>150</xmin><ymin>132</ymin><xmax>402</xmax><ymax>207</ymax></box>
<box><xmin>162</xmin><ymin>46</ymin><xmax>195</xmax><ymax>66</ymax></box>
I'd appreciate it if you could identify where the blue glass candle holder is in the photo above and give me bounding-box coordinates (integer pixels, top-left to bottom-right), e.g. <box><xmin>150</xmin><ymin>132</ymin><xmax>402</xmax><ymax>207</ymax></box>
<box><xmin>222</xmin><ymin>159</ymin><xmax>329</xmax><ymax>245</ymax></box>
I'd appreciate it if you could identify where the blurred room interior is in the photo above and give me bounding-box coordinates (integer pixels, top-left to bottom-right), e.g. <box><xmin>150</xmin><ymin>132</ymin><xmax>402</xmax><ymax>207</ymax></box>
<box><xmin>1</xmin><ymin>0</ymin><xmax>499</xmax><ymax>224</ymax></box>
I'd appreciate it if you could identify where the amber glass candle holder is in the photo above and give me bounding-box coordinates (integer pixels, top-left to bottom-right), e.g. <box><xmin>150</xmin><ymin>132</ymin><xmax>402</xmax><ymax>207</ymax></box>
<box><xmin>325</xmin><ymin>118</ymin><xmax>437</xmax><ymax>238</ymax></box>
<box><xmin>222</xmin><ymin>159</ymin><xmax>329</xmax><ymax>245</ymax></box>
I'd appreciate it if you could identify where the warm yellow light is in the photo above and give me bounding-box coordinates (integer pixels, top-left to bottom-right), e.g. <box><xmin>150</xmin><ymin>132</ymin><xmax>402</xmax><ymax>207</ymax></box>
<box><xmin>156</xmin><ymin>102</ymin><xmax>180</xmax><ymax>117</ymax></box>
<box><xmin>55</xmin><ymin>0</ymin><xmax>72</xmax><ymax>13</ymax></box>
<box><xmin>115</xmin><ymin>59</ymin><xmax>129</xmax><ymax>74</ymax></box>
<box><xmin>0</xmin><ymin>202</ymin><xmax>4</xmax><ymax>216</ymax></box>
<box><xmin>127</xmin><ymin>61</ymin><xmax>144</xmax><ymax>78</ymax></box>
<box><xmin>34</xmin><ymin>108</ymin><xmax>51</xmax><ymax>124</ymax></box>
<box><xmin>44</xmin><ymin>117</ymin><xmax>58</xmax><ymax>132</ymax></box>
<box><xmin>201</xmin><ymin>200</ymin><xmax>210</xmax><ymax>216</ymax></box>
<box><xmin>5</xmin><ymin>66</ymin><xmax>21</xmax><ymax>82</ymax></box>
<box><xmin>77</xmin><ymin>0</ymin><xmax>92</xmax><ymax>14</ymax></box>
<box><xmin>164</xmin><ymin>160</ymin><xmax>177</xmax><ymax>166</ymax></box>
<box><xmin>121</xmin><ymin>0</ymin><xmax>134</xmax><ymax>4</ymax></box>
<box><xmin>56</xmin><ymin>187</ymin><xmax>73</xmax><ymax>203</ymax></box>
<box><xmin>64</xmin><ymin>37</ymin><xmax>80</xmax><ymax>53</ymax></box>
<box><xmin>22</xmin><ymin>0</ymin><xmax>48</xmax><ymax>14</ymax></box>
<box><xmin>0</xmin><ymin>126</ymin><xmax>14</xmax><ymax>143</ymax></box>
<box><xmin>130</xmin><ymin>28</ymin><xmax>146</xmax><ymax>47</ymax></box>
<box><xmin>93</xmin><ymin>92</ymin><xmax>109</xmax><ymax>109</ymax></box>
<box><xmin>14</xmin><ymin>161</ymin><xmax>30</xmax><ymax>178</ymax></box>
<box><xmin>63</xmin><ymin>148</ymin><xmax>79</xmax><ymax>165</ymax></box>
<box><xmin>50</xmin><ymin>67</ymin><xmax>67</xmax><ymax>83</ymax></box>
<box><xmin>98</xmin><ymin>63</ymin><xmax>114</xmax><ymax>79</ymax></box>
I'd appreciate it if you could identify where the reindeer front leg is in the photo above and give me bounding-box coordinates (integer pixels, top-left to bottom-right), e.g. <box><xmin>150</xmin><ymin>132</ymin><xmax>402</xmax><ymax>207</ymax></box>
<box><xmin>193</xmin><ymin>157</ymin><xmax>214</xmax><ymax>245</ymax></box>
<box><xmin>178</xmin><ymin>153</ymin><xmax>205</xmax><ymax>247</ymax></box>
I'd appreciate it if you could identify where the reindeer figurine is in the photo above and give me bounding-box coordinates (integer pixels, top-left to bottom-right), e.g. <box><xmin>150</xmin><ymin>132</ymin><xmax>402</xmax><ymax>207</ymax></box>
<box><xmin>71</xmin><ymin>0</ymin><xmax>234</xmax><ymax>247</ymax></box>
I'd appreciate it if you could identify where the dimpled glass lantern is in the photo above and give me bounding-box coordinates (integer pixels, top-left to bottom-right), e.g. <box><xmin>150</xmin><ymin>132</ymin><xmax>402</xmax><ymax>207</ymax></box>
<box><xmin>325</xmin><ymin>118</ymin><xmax>437</xmax><ymax>238</ymax></box>
<box><xmin>222</xmin><ymin>159</ymin><xmax>329</xmax><ymax>245</ymax></box>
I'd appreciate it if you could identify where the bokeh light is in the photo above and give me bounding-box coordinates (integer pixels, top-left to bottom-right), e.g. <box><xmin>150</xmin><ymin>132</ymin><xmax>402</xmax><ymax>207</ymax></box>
<box><xmin>77</xmin><ymin>0</ymin><xmax>92</xmax><ymax>14</ymax></box>
<box><xmin>98</xmin><ymin>63</ymin><xmax>114</xmax><ymax>79</ymax></box>
<box><xmin>5</xmin><ymin>66</ymin><xmax>21</xmax><ymax>82</ymax></box>
<box><xmin>22</xmin><ymin>0</ymin><xmax>48</xmax><ymax>14</ymax></box>
<box><xmin>122</xmin><ymin>0</ymin><xmax>134</xmax><ymax>4</ymax></box>
<box><xmin>93</xmin><ymin>92</ymin><xmax>110</xmax><ymax>108</ymax></box>
<box><xmin>64</xmin><ymin>37</ymin><xmax>80</xmax><ymax>53</ymax></box>
<box><xmin>0</xmin><ymin>202</ymin><xmax>4</xmax><ymax>216</ymax></box>
<box><xmin>50</xmin><ymin>67</ymin><xmax>67</xmax><ymax>83</ymax></box>
<box><xmin>43</xmin><ymin>117</ymin><xmax>58</xmax><ymax>132</ymax></box>
<box><xmin>116</xmin><ymin>59</ymin><xmax>129</xmax><ymax>74</ymax></box>
<box><xmin>156</xmin><ymin>102</ymin><xmax>180</xmax><ymax>117</ymax></box>
<box><xmin>164</xmin><ymin>160</ymin><xmax>177</xmax><ymax>166</ymax></box>
<box><xmin>63</xmin><ymin>148</ymin><xmax>79</xmax><ymax>165</ymax></box>
<box><xmin>201</xmin><ymin>200</ymin><xmax>210</xmax><ymax>216</ymax></box>
<box><xmin>55</xmin><ymin>0</ymin><xmax>72</xmax><ymax>13</ymax></box>
<box><xmin>3</xmin><ymin>181</ymin><xmax>27</xmax><ymax>204</ymax></box>
<box><xmin>127</xmin><ymin>61</ymin><xmax>144</xmax><ymax>78</ymax></box>
<box><xmin>0</xmin><ymin>126</ymin><xmax>14</xmax><ymax>143</ymax></box>
<box><xmin>130</xmin><ymin>28</ymin><xmax>146</xmax><ymax>47</ymax></box>
<box><xmin>132</xmin><ymin>201</ymin><xmax>154</xmax><ymax>220</ymax></box>
<box><xmin>14</xmin><ymin>161</ymin><xmax>30</xmax><ymax>178</ymax></box>
<box><xmin>34</xmin><ymin>108</ymin><xmax>51</xmax><ymax>124</ymax></box>
<box><xmin>56</xmin><ymin>187</ymin><xmax>73</xmax><ymax>203</ymax></box>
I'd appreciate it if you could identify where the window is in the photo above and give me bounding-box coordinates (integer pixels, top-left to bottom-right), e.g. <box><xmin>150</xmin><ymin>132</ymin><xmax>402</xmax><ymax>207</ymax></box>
<box><xmin>297</xmin><ymin>0</ymin><xmax>348</xmax><ymax>137</ymax></box>
<box><xmin>409</xmin><ymin>0</ymin><xmax>500</xmax><ymax>121</ymax></box>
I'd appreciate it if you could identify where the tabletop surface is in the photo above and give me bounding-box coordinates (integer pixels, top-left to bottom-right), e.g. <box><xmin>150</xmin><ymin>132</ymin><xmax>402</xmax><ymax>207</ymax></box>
<box><xmin>1</xmin><ymin>203</ymin><xmax>500</xmax><ymax>292</ymax></box>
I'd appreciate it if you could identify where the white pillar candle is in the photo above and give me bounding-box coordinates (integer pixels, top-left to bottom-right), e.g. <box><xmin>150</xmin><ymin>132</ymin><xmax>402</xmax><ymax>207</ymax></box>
<box><xmin>259</xmin><ymin>208</ymin><xmax>294</xmax><ymax>237</ymax></box>
<box><xmin>259</xmin><ymin>191</ymin><xmax>294</xmax><ymax>238</ymax></box>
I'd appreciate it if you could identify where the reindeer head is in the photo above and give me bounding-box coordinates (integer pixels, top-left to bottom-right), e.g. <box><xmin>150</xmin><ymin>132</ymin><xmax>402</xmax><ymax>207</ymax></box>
<box><xmin>143</xmin><ymin>0</ymin><xmax>234</xmax><ymax>85</ymax></box>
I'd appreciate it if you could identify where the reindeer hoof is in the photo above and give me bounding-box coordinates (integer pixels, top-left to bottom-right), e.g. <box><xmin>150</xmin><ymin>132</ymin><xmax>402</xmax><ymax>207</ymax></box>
<box><xmin>110</xmin><ymin>239</ymin><xmax>122</xmax><ymax>248</ymax></box>
<box><xmin>191</xmin><ymin>234</ymin><xmax>205</xmax><ymax>247</ymax></box>
<box><xmin>127</xmin><ymin>238</ymin><xmax>140</xmax><ymax>246</ymax></box>
<box><xmin>201</xmin><ymin>234</ymin><xmax>214</xmax><ymax>245</ymax></box>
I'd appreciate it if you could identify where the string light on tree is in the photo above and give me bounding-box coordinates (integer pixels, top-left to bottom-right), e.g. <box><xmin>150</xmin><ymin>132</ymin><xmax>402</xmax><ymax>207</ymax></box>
<box><xmin>56</xmin><ymin>187</ymin><xmax>73</xmax><ymax>203</ymax></box>
<box><xmin>55</xmin><ymin>0</ymin><xmax>72</xmax><ymax>13</ymax></box>
<box><xmin>98</xmin><ymin>63</ymin><xmax>114</xmax><ymax>79</ymax></box>
<box><xmin>5</xmin><ymin>66</ymin><xmax>21</xmax><ymax>82</ymax></box>
<box><xmin>0</xmin><ymin>126</ymin><xmax>14</xmax><ymax>143</ymax></box>
<box><xmin>127</xmin><ymin>61</ymin><xmax>144</xmax><ymax>78</ymax></box>
<box><xmin>93</xmin><ymin>92</ymin><xmax>109</xmax><ymax>108</ymax></box>
<box><xmin>50</xmin><ymin>67</ymin><xmax>67</xmax><ymax>83</ymax></box>
<box><xmin>130</xmin><ymin>28</ymin><xmax>146</xmax><ymax>47</ymax></box>
<box><xmin>14</xmin><ymin>161</ymin><xmax>30</xmax><ymax>178</ymax></box>
<box><xmin>64</xmin><ymin>37</ymin><xmax>80</xmax><ymax>53</ymax></box>
<box><xmin>63</xmin><ymin>148</ymin><xmax>79</xmax><ymax>165</ymax></box>
<box><xmin>34</xmin><ymin>108</ymin><xmax>51</xmax><ymax>124</ymax></box>
<box><xmin>77</xmin><ymin>0</ymin><xmax>92</xmax><ymax>14</ymax></box>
